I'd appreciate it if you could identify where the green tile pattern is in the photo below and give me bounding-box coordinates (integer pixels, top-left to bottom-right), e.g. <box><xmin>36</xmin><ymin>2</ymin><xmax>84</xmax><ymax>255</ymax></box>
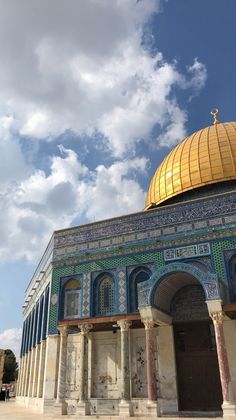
<box><xmin>48</xmin><ymin>249</ymin><xmax>164</xmax><ymax>333</ymax></box>
<box><xmin>211</xmin><ymin>239</ymin><xmax>236</xmax><ymax>282</ymax></box>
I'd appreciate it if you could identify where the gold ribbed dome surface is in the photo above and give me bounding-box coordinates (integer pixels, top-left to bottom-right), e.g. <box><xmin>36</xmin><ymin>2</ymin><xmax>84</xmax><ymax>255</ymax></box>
<box><xmin>145</xmin><ymin>122</ymin><xmax>236</xmax><ymax>209</ymax></box>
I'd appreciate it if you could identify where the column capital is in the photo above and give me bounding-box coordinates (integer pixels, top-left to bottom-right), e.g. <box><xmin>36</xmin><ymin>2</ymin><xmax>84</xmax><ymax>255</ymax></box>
<box><xmin>209</xmin><ymin>311</ymin><xmax>224</xmax><ymax>324</ymax></box>
<box><xmin>142</xmin><ymin>319</ymin><xmax>155</xmax><ymax>330</ymax></box>
<box><xmin>78</xmin><ymin>323</ymin><xmax>93</xmax><ymax>335</ymax></box>
<box><xmin>58</xmin><ymin>326</ymin><xmax>69</xmax><ymax>336</ymax></box>
<box><xmin>117</xmin><ymin>319</ymin><xmax>132</xmax><ymax>331</ymax></box>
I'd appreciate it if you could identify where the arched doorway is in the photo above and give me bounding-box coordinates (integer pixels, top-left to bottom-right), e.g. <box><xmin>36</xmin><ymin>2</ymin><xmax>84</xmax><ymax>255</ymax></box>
<box><xmin>152</xmin><ymin>271</ymin><xmax>222</xmax><ymax>412</ymax></box>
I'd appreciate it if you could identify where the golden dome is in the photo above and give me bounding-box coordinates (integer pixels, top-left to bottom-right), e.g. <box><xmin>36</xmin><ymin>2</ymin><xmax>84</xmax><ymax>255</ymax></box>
<box><xmin>145</xmin><ymin>122</ymin><xmax>236</xmax><ymax>209</ymax></box>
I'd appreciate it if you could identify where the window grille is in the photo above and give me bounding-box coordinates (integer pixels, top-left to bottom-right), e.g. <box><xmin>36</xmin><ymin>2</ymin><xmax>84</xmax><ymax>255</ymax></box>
<box><xmin>98</xmin><ymin>276</ymin><xmax>114</xmax><ymax>314</ymax></box>
<box><xmin>63</xmin><ymin>278</ymin><xmax>81</xmax><ymax>319</ymax></box>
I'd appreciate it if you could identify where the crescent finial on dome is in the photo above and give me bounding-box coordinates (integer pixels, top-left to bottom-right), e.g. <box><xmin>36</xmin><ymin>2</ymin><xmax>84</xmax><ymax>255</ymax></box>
<box><xmin>211</xmin><ymin>108</ymin><xmax>219</xmax><ymax>125</ymax></box>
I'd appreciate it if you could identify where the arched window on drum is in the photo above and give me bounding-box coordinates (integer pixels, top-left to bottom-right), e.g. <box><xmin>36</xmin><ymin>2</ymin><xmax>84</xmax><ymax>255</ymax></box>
<box><xmin>94</xmin><ymin>274</ymin><xmax>115</xmax><ymax>316</ymax></box>
<box><xmin>129</xmin><ymin>267</ymin><xmax>151</xmax><ymax>312</ymax></box>
<box><xmin>63</xmin><ymin>278</ymin><xmax>81</xmax><ymax>319</ymax></box>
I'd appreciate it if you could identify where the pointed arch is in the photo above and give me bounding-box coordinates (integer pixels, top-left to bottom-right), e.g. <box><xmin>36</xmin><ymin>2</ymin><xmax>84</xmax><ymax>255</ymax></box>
<box><xmin>129</xmin><ymin>266</ymin><xmax>152</xmax><ymax>312</ymax></box>
<box><xmin>93</xmin><ymin>272</ymin><xmax>115</xmax><ymax>316</ymax></box>
<box><xmin>63</xmin><ymin>278</ymin><xmax>81</xmax><ymax>319</ymax></box>
<box><xmin>138</xmin><ymin>262</ymin><xmax>220</xmax><ymax>309</ymax></box>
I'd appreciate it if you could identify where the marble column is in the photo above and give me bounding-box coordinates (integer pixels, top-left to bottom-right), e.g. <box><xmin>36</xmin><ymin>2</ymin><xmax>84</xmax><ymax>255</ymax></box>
<box><xmin>16</xmin><ymin>356</ymin><xmax>24</xmax><ymax>396</ymax></box>
<box><xmin>143</xmin><ymin>319</ymin><xmax>158</xmax><ymax>415</ymax></box>
<box><xmin>117</xmin><ymin>320</ymin><xmax>132</xmax><ymax>416</ymax></box>
<box><xmin>32</xmin><ymin>344</ymin><xmax>40</xmax><ymax>397</ymax></box>
<box><xmin>24</xmin><ymin>352</ymin><xmax>31</xmax><ymax>397</ymax></box>
<box><xmin>143</xmin><ymin>320</ymin><xmax>157</xmax><ymax>402</ymax></box>
<box><xmin>28</xmin><ymin>347</ymin><xmax>36</xmax><ymax>397</ymax></box>
<box><xmin>20</xmin><ymin>354</ymin><xmax>27</xmax><ymax>397</ymax></box>
<box><xmin>55</xmin><ymin>326</ymin><xmax>68</xmax><ymax>414</ymax></box>
<box><xmin>211</xmin><ymin>312</ymin><xmax>231</xmax><ymax>402</ymax></box>
<box><xmin>37</xmin><ymin>340</ymin><xmax>46</xmax><ymax>398</ymax></box>
<box><xmin>77</xmin><ymin>323</ymin><xmax>92</xmax><ymax>416</ymax></box>
<box><xmin>207</xmin><ymin>299</ymin><xmax>236</xmax><ymax>417</ymax></box>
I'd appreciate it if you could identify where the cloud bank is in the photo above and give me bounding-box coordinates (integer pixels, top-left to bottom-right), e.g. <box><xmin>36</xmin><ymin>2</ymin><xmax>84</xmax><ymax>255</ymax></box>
<box><xmin>0</xmin><ymin>0</ymin><xmax>207</xmax><ymax>262</ymax></box>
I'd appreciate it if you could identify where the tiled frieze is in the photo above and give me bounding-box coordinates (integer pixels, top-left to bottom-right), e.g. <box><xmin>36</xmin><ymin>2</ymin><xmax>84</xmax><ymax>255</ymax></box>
<box><xmin>225</xmin><ymin>214</ymin><xmax>236</xmax><ymax>224</ymax></box>
<box><xmin>164</xmin><ymin>242</ymin><xmax>210</xmax><ymax>261</ymax></box>
<box><xmin>53</xmin><ymin>192</ymin><xmax>236</xmax><ymax>253</ymax></box>
<box><xmin>194</xmin><ymin>220</ymin><xmax>208</xmax><ymax>230</ymax></box>
<box><xmin>209</xmin><ymin>218</ymin><xmax>223</xmax><ymax>226</ymax></box>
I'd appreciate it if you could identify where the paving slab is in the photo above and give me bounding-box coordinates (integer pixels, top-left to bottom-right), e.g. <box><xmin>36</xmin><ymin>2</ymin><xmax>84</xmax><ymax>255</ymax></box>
<box><xmin>0</xmin><ymin>400</ymin><xmax>223</xmax><ymax>420</ymax></box>
<box><xmin>0</xmin><ymin>400</ymin><xmax>56</xmax><ymax>420</ymax></box>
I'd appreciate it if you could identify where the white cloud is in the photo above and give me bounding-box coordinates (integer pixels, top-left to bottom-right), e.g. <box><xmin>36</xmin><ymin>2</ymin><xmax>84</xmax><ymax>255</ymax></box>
<box><xmin>80</xmin><ymin>158</ymin><xmax>148</xmax><ymax>221</ymax></box>
<box><xmin>0</xmin><ymin>0</ymin><xmax>206</xmax><ymax>154</ymax></box>
<box><xmin>186</xmin><ymin>58</ymin><xmax>208</xmax><ymax>93</ymax></box>
<box><xmin>0</xmin><ymin>0</ymin><xmax>207</xmax><ymax>262</ymax></box>
<box><xmin>0</xmin><ymin>116</ymin><xmax>32</xmax><ymax>187</ymax></box>
<box><xmin>0</xmin><ymin>146</ymin><xmax>147</xmax><ymax>262</ymax></box>
<box><xmin>0</xmin><ymin>328</ymin><xmax>22</xmax><ymax>361</ymax></box>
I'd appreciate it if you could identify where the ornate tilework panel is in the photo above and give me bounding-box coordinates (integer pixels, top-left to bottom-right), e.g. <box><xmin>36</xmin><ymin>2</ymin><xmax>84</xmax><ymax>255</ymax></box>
<box><xmin>171</xmin><ymin>285</ymin><xmax>209</xmax><ymax>322</ymax></box>
<box><xmin>138</xmin><ymin>262</ymin><xmax>220</xmax><ymax>309</ymax></box>
<box><xmin>164</xmin><ymin>243</ymin><xmax>210</xmax><ymax>261</ymax></box>
<box><xmin>117</xmin><ymin>268</ymin><xmax>127</xmax><ymax>313</ymax></box>
<box><xmin>53</xmin><ymin>192</ymin><xmax>236</xmax><ymax>249</ymax></box>
<box><xmin>129</xmin><ymin>267</ymin><xmax>152</xmax><ymax>312</ymax></box>
<box><xmin>82</xmin><ymin>273</ymin><xmax>90</xmax><ymax>317</ymax></box>
<box><xmin>224</xmin><ymin>251</ymin><xmax>236</xmax><ymax>302</ymax></box>
<box><xmin>49</xmin><ymin>251</ymin><xmax>166</xmax><ymax>333</ymax></box>
<box><xmin>179</xmin><ymin>257</ymin><xmax>213</xmax><ymax>273</ymax></box>
<box><xmin>211</xmin><ymin>239</ymin><xmax>236</xmax><ymax>283</ymax></box>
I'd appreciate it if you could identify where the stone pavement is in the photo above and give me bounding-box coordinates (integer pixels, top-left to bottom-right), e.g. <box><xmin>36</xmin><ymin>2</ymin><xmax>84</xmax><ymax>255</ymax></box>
<box><xmin>0</xmin><ymin>400</ymin><xmax>56</xmax><ymax>420</ymax></box>
<box><xmin>0</xmin><ymin>400</ymin><xmax>223</xmax><ymax>420</ymax></box>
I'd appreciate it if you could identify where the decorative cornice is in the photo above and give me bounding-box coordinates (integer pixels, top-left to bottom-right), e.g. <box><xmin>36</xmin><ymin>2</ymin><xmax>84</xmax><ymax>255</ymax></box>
<box><xmin>209</xmin><ymin>311</ymin><xmax>224</xmax><ymax>324</ymax></box>
<box><xmin>58</xmin><ymin>326</ymin><xmax>69</xmax><ymax>336</ymax></box>
<box><xmin>78</xmin><ymin>323</ymin><xmax>93</xmax><ymax>335</ymax></box>
<box><xmin>52</xmin><ymin>229</ymin><xmax>236</xmax><ymax>270</ymax></box>
<box><xmin>54</xmin><ymin>190</ymin><xmax>236</xmax><ymax>249</ymax></box>
<box><xmin>117</xmin><ymin>319</ymin><xmax>132</xmax><ymax>331</ymax></box>
<box><xmin>142</xmin><ymin>319</ymin><xmax>155</xmax><ymax>330</ymax></box>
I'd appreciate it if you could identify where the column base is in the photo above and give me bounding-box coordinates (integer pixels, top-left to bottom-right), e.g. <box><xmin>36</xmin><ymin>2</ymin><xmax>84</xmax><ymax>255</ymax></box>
<box><xmin>54</xmin><ymin>400</ymin><xmax>68</xmax><ymax>415</ymax></box>
<box><xmin>77</xmin><ymin>400</ymin><xmax>90</xmax><ymax>416</ymax></box>
<box><xmin>119</xmin><ymin>399</ymin><xmax>133</xmax><ymax>416</ymax></box>
<box><xmin>222</xmin><ymin>401</ymin><xmax>236</xmax><ymax>419</ymax></box>
<box><xmin>146</xmin><ymin>400</ymin><xmax>160</xmax><ymax>417</ymax></box>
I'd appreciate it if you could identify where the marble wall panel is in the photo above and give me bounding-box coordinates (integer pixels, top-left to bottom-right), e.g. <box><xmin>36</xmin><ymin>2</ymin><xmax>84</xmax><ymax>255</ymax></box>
<box><xmin>91</xmin><ymin>332</ymin><xmax>120</xmax><ymax>399</ymax></box>
<box><xmin>130</xmin><ymin>329</ymin><xmax>147</xmax><ymax>398</ymax></box>
<box><xmin>66</xmin><ymin>334</ymin><xmax>81</xmax><ymax>399</ymax></box>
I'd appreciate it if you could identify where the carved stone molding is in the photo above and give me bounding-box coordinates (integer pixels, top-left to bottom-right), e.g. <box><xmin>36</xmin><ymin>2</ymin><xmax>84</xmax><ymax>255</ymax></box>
<box><xmin>209</xmin><ymin>311</ymin><xmax>224</xmax><ymax>324</ymax></box>
<box><xmin>117</xmin><ymin>319</ymin><xmax>132</xmax><ymax>331</ymax></box>
<box><xmin>58</xmin><ymin>326</ymin><xmax>69</xmax><ymax>336</ymax></box>
<box><xmin>78</xmin><ymin>323</ymin><xmax>93</xmax><ymax>335</ymax></box>
<box><xmin>142</xmin><ymin>319</ymin><xmax>155</xmax><ymax>330</ymax></box>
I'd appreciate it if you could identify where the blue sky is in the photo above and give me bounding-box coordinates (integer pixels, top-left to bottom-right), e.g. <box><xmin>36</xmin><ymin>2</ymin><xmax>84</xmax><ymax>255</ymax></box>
<box><xmin>0</xmin><ymin>0</ymin><xmax>235</xmax><ymax>358</ymax></box>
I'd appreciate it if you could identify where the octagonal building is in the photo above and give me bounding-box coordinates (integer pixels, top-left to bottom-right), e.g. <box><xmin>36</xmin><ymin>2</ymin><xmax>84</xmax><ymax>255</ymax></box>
<box><xmin>17</xmin><ymin>117</ymin><xmax>236</xmax><ymax>418</ymax></box>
